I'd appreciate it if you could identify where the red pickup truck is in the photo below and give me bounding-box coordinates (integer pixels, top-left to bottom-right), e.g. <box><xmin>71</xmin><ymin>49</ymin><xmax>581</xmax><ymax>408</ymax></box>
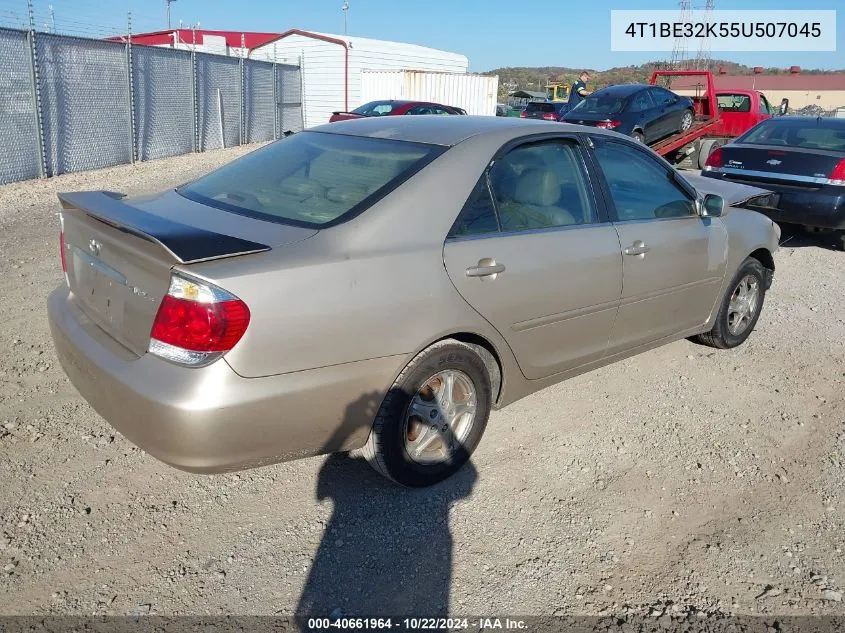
<box><xmin>648</xmin><ymin>70</ymin><xmax>774</xmax><ymax>169</ymax></box>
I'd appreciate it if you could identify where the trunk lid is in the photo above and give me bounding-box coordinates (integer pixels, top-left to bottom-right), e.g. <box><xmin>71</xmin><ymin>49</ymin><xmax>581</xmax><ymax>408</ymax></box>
<box><xmin>717</xmin><ymin>144</ymin><xmax>844</xmax><ymax>187</ymax></box>
<box><xmin>59</xmin><ymin>190</ymin><xmax>316</xmax><ymax>356</ymax></box>
<box><xmin>562</xmin><ymin>112</ymin><xmax>610</xmax><ymax>127</ymax></box>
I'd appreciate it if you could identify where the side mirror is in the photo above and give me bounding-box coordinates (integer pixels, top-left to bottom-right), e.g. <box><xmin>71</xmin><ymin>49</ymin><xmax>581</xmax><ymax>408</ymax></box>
<box><xmin>700</xmin><ymin>193</ymin><xmax>725</xmax><ymax>218</ymax></box>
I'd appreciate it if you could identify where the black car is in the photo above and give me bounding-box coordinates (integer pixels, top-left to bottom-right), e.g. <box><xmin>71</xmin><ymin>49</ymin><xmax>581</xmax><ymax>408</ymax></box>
<box><xmin>562</xmin><ymin>84</ymin><xmax>695</xmax><ymax>144</ymax></box>
<box><xmin>520</xmin><ymin>101</ymin><xmax>570</xmax><ymax>121</ymax></box>
<box><xmin>701</xmin><ymin>116</ymin><xmax>845</xmax><ymax>250</ymax></box>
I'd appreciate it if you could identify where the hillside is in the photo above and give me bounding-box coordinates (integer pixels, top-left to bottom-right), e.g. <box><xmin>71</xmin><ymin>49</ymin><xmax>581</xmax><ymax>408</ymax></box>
<box><xmin>485</xmin><ymin>59</ymin><xmax>844</xmax><ymax>99</ymax></box>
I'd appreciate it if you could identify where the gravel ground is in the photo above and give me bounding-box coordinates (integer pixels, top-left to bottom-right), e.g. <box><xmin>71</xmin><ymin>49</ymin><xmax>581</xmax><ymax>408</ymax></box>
<box><xmin>0</xmin><ymin>147</ymin><xmax>843</xmax><ymax>621</ymax></box>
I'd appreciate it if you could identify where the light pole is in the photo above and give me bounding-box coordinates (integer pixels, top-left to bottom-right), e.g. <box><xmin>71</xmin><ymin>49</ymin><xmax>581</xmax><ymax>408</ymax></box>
<box><xmin>166</xmin><ymin>0</ymin><xmax>177</xmax><ymax>29</ymax></box>
<box><xmin>341</xmin><ymin>1</ymin><xmax>349</xmax><ymax>35</ymax></box>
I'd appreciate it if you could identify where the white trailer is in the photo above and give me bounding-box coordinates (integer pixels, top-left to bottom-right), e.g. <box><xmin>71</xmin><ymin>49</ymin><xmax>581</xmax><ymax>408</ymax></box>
<box><xmin>360</xmin><ymin>70</ymin><xmax>499</xmax><ymax>116</ymax></box>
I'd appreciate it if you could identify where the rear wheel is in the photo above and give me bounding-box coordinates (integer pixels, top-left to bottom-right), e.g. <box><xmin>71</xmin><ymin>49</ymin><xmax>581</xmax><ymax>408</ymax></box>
<box><xmin>694</xmin><ymin>258</ymin><xmax>768</xmax><ymax>349</ymax></box>
<box><xmin>362</xmin><ymin>340</ymin><xmax>492</xmax><ymax>487</ymax></box>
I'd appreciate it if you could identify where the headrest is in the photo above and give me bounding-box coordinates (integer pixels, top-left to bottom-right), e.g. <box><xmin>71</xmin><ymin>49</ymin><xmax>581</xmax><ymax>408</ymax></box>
<box><xmin>513</xmin><ymin>169</ymin><xmax>561</xmax><ymax>207</ymax></box>
<box><xmin>278</xmin><ymin>176</ymin><xmax>326</xmax><ymax>198</ymax></box>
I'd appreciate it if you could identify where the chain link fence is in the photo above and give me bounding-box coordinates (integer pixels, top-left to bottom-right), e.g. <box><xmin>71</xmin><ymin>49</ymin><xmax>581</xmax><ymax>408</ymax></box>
<box><xmin>0</xmin><ymin>26</ymin><xmax>303</xmax><ymax>185</ymax></box>
<box><xmin>244</xmin><ymin>59</ymin><xmax>275</xmax><ymax>144</ymax></box>
<box><xmin>132</xmin><ymin>45</ymin><xmax>194</xmax><ymax>161</ymax></box>
<box><xmin>277</xmin><ymin>63</ymin><xmax>304</xmax><ymax>136</ymax></box>
<box><xmin>0</xmin><ymin>29</ymin><xmax>41</xmax><ymax>184</ymax></box>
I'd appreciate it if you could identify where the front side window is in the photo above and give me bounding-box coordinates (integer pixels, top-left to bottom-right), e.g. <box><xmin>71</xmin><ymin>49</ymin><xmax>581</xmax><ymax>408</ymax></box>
<box><xmin>178</xmin><ymin>132</ymin><xmax>444</xmax><ymax>228</ymax></box>
<box><xmin>759</xmin><ymin>95</ymin><xmax>771</xmax><ymax>114</ymax></box>
<box><xmin>592</xmin><ymin>140</ymin><xmax>696</xmax><ymax>221</ymax></box>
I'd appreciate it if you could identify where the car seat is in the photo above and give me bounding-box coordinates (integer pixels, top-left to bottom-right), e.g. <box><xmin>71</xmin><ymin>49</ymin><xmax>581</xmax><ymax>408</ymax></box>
<box><xmin>497</xmin><ymin>168</ymin><xmax>576</xmax><ymax>231</ymax></box>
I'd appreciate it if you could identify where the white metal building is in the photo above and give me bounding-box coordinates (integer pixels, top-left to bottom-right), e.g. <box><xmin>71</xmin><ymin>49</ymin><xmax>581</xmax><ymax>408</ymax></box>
<box><xmin>250</xmin><ymin>30</ymin><xmax>470</xmax><ymax>128</ymax></box>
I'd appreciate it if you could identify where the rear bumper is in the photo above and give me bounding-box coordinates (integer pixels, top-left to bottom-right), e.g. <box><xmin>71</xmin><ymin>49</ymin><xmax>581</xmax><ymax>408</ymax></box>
<box><xmin>48</xmin><ymin>286</ymin><xmax>401</xmax><ymax>474</ymax></box>
<box><xmin>702</xmin><ymin>172</ymin><xmax>845</xmax><ymax>230</ymax></box>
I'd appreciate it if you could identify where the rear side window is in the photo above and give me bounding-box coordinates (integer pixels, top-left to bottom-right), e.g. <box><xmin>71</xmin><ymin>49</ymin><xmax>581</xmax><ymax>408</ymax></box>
<box><xmin>651</xmin><ymin>88</ymin><xmax>676</xmax><ymax>107</ymax></box>
<box><xmin>353</xmin><ymin>101</ymin><xmax>394</xmax><ymax>115</ymax></box>
<box><xmin>630</xmin><ymin>91</ymin><xmax>654</xmax><ymax>112</ymax></box>
<box><xmin>737</xmin><ymin>120</ymin><xmax>845</xmax><ymax>151</ymax></box>
<box><xmin>450</xmin><ymin>139</ymin><xmax>598</xmax><ymax>237</ymax></box>
<box><xmin>178</xmin><ymin>132</ymin><xmax>444</xmax><ymax>228</ymax></box>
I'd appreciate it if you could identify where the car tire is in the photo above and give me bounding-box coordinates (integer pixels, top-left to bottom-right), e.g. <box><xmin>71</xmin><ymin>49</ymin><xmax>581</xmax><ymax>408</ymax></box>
<box><xmin>679</xmin><ymin>109</ymin><xmax>694</xmax><ymax>132</ymax></box>
<box><xmin>694</xmin><ymin>257</ymin><xmax>768</xmax><ymax>349</ymax></box>
<box><xmin>631</xmin><ymin>130</ymin><xmax>645</xmax><ymax>143</ymax></box>
<box><xmin>361</xmin><ymin>339</ymin><xmax>492</xmax><ymax>487</ymax></box>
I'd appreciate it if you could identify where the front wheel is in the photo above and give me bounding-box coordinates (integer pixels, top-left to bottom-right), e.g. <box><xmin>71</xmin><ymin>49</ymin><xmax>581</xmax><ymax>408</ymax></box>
<box><xmin>694</xmin><ymin>258</ymin><xmax>768</xmax><ymax>349</ymax></box>
<box><xmin>361</xmin><ymin>340</ymin><xmax>492</xmax><ymax>487</ymax></box>
<box><xmin>679</xmin><ymin>109</ymin><xmax>694</xmax><ymax>132</ymax></box>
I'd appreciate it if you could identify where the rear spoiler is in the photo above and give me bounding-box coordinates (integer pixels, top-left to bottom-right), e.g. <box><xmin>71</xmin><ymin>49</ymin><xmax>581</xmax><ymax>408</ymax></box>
<box><xmin>57</xmin><ymin>191</ymin><xmax>271</xmax><ymax>264</ymax></box>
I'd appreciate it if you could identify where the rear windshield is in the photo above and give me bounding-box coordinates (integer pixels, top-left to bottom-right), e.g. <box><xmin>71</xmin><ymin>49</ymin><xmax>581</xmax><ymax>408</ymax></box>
<box><xmin>571</xmin><ymin>95</ymin><xmax>627</xmax><ymax>115</ymax></box>
<box><xmin>717</xmin><ymin>94</ymin><xmax>751</xmax><ymax>112</ymax></box>
<box><xmin>352</xmin><ymin>101</ymin><xmax>395</xmax><ymax>116</ymax></box>
<box><xmin>178</xmin><ymin>132</ymin><xmax>444</xmax><ymax>227</ymax></box>
<box><xmin>737</xmin><ymin>120</ymin><xmax>845</xmax><ymax>151</ymax></box>
<box><xmin>525</xmin><ymin>102</ymin><xmax>557</xmax><ymax>113</ymax></box>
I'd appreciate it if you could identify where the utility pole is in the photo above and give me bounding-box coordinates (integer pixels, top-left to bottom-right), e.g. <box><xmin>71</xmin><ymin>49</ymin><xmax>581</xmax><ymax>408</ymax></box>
<box><xmin>341</xmin><ymin>1</ymin><xmax>349</xmax><ymax>35</ymax></box>
<box><xmin>48</xmin><ymin>4</ymin><xmax>55</xmax><ymax>32</ymax></box>
<box><xmin>165</xmin><ymin>0</ymin><xmax>177</xmax><ymax>29</ymax></box>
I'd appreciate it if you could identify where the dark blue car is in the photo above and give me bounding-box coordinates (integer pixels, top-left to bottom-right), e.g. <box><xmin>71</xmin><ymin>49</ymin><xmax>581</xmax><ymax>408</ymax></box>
<box><xmin>562</xmin><ymin>84</ymin><xmax>695</xmax><ymax>144</ymax></box>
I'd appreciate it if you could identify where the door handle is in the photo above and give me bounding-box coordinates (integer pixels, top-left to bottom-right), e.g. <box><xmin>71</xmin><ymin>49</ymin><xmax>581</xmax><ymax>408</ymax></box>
<box><xmin>624</xmin><ymin>241</ymin><xmax>651</xmax><ymax>257</ymax></box>
<box><xmin>466</xmin><ymin>258</ymin><xmax>506</xmax><ymax>278</ymax></box>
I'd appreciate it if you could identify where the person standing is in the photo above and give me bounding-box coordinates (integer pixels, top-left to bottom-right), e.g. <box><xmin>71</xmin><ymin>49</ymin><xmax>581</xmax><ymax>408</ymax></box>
<box><xmin>568</xmin><ymin>71</ymin><xmax>593</xmax><ymax>109</ymax></box>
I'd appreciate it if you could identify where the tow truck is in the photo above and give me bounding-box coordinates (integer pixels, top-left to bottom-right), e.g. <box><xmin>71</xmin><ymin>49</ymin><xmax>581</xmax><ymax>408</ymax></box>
<box><xmin>648</xmin><ymin>70</ymin><xmax>773</xmax><ymax>169</ymax></box>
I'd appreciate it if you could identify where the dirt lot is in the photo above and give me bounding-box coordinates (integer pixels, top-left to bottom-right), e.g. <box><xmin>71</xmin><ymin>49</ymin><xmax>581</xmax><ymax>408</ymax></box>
<box><xmin>0</xmin><ymin>146</ymin><xmax>843</xmax><ymax>621</ymax></box>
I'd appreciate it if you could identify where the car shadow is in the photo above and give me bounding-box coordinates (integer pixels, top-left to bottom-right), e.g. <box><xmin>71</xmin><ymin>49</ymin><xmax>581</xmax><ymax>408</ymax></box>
<box><xmin>294</xmin><ymin>390</ymin><xmax>478</xmax><ymax>623</ymax></box>
<box><xmin>777</xmin><ymin>223</ymin><xmax>843</xmax><ymax>251</ymax></box>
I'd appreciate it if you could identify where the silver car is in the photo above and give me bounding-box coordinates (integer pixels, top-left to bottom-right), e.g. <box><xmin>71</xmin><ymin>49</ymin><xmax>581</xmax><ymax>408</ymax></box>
<box><xmin>48</xmin><ymin>116</ymin><xmax>780</xmax><ymax>487</ymax></box>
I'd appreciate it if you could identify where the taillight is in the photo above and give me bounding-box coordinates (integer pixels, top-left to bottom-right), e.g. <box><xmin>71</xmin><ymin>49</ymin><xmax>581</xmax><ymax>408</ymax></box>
<box><xmin>595</xmin><ymin>120</ymin><xmax>622</xmax><ymax>129</ymax></box>
<box><xmin>59</xmin><ymin>230</ymin><xmax>67</xmax><ymax>274</ymax></box>
<box><xmin>149</xmin><ymin>273</ymin><xmax>250</xmax><ymax>367</ymax></box>
<box><xmin>704</xmin><ymin>147</ymin><xmax>724</xmax><ymax>169</ymax></box>
<box><xmin>520</xmin><ymin>110</ymin><xmax>526</xmax><ymax>118</ymax></box>
<box><xmin>542</xmin><ymin>112</ymin><xmax>557</xmax><ymax>121</ymax></box>
<box><xmin>830</xmin><ymin>158</ymin><xmax>845</xmax><ymax>185</ymax></box>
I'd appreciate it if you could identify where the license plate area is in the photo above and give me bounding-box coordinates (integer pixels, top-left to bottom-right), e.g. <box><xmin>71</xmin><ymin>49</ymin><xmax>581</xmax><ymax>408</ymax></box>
<box><xmin>71</xmin><ymin>247</ymin><xmax>127</xmax><ymax>329</ymax></box>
